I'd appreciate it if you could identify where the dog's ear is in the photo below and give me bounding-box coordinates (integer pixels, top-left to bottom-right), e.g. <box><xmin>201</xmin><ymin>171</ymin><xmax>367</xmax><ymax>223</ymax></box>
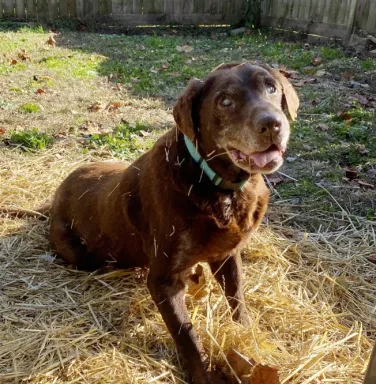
<box><xmin>173</xmin><ymin>79</ymin><xmax>203</xmax><ymax>141</ymax></box>
<box><xmin>272</xmin><ymin>69</ymin><xmax>300</xmax><ymax>121</ymax></box>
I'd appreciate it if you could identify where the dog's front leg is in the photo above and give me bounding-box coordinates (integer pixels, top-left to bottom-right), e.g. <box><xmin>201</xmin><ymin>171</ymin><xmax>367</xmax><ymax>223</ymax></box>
<box><xmin>147</xmin><ymin>273</ymin><xmax>216</xmax><ymax>384</ymax></box>
<box><xmin>209</xmin><ymin>253</ymin><xmax>250</xmax><ymax>326</ymax></box>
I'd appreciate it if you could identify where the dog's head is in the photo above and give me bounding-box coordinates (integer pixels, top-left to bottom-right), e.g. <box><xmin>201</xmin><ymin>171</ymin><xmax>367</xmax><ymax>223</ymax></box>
<box><xmin>173</xmin><ymin>62</ymin><xmax>299</xmax><ymax>175</ymax></box>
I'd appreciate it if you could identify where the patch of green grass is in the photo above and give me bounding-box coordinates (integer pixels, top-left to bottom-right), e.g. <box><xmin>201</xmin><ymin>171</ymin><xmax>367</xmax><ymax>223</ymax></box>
<box><xmin>9</xmin><ymin>128</ymin><xmax>53</xmax><ymax>150</ymax></box>
<box><xmin>38</xmin><ymin>54</ymin><xmax>104</xmax><ymax>80</ymax></box>
<box><xmin>277</xmin><ymin>177</ymin><xmax>323</xmax><ymax>199</ymax></box>
<box><xmin>18</xmin><ymin>103</ymin><xmax>40</xmax><ymax>113</ymax></box>
<box><xmin>88</xmin><ymin>121</ymin><xmax>158</xmax><ymax>159</ymax></box>
<box><xmin>360</xmin><ymin>58</ymin><xmax>376</xmax><ymax>71</ymax></box>
<box><xmin>320</xmin><ymin>46</ymin><xmax>344</xmax><ymax>61</ymax></box>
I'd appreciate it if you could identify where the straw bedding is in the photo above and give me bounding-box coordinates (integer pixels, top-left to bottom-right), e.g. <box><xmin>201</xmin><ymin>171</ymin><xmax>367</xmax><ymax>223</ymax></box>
<box><xmin>0</xmin><ymin>144</ymin><xmax>375</xmax><ymax>383</ymax></box>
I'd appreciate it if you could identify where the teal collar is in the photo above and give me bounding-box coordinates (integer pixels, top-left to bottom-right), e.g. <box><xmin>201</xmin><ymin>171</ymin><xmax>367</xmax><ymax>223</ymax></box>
<box><xmin>184</xmin><ymin>135</ymin><xmax>248</xmax><ymax>191</ymax></box>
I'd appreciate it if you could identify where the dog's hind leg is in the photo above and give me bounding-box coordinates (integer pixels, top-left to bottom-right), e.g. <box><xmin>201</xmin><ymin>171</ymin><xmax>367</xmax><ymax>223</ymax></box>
<box><xmin>49</xmin><ymin>219</ymin><xmax>101</xmax><ymax>271</ymax></box>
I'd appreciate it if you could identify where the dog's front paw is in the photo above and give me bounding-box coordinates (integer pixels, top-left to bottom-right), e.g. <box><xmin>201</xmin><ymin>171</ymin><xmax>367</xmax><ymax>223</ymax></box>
<box><xmin>233</xmin><ymin>309</ymin><xmax>251</xmax><ymax>327</ymax></box>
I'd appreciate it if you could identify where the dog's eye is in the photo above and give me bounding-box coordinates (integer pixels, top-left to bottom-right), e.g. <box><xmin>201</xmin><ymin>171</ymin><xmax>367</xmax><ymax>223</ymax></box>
<box><xmin>221</xmin><ymin>98</ymin><xmax>232</xmax><ymax>107</ymax></box>
<box><xmin>266</xmin><ymin>84</ymin><xmax>276</xmax><ymax>94</ymax></box>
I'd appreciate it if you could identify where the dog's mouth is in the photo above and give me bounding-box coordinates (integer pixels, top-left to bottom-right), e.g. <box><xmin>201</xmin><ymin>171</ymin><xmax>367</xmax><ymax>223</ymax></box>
<box><xmin>228</xmin><ymin>144</ymin><xmax>284</xmax><ymax>170</ymax></box>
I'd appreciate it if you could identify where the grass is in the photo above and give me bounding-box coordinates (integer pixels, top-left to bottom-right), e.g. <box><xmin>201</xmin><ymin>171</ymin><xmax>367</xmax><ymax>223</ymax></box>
<box><xmin>18</xmin><ymin>103</ymin><xmax>40</xmax><ymax>113</ymax></box>
<box><xmin>8</xmin><ymin>128</ymin><xmax>53</xmax><ymax>150</ymax></box>
<box><xmin>0</xmin><ymin>23</ymin><xmax>375</xmax><ymax>384</ymax></box>
<box><xmin>87</xmin><ymin>121</ymin><xmax>161</xmax><ymax>159</ymax></box>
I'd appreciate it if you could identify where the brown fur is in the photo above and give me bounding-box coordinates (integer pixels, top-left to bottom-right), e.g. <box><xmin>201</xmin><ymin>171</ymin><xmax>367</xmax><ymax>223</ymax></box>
<box><xmin>49</xmin><ymin>63</ymin><xmax>299</xmax><ymax>384</ymax></box>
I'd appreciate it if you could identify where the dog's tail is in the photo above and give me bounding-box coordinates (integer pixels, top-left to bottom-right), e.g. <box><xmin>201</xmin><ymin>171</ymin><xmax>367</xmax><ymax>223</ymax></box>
<box><xmin>0</xmin><ymin>202</ymin><xmax>51</xmax><ymax>220</ymax></box>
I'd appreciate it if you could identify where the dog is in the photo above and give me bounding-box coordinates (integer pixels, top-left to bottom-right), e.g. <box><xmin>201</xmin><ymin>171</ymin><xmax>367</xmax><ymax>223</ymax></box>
<box><xmin>48</xmin><ymin>62</ymin><xmax>299</xmax><ymax>383</ymax></box>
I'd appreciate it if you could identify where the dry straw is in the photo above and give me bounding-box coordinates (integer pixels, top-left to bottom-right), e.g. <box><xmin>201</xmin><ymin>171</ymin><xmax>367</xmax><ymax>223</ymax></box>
<box><xmin>0</xmin><ymin>143</ymin><xmax>375</xmax><ymax>383</ymax></box>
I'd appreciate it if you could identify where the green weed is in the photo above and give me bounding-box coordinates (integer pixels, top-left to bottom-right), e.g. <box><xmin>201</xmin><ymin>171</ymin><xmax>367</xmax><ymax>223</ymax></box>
<box><xmin>88</xmin><ymin>121</ymin><xmax>157</xmax><ymax>159</ymax></box>
<box><xmin>18</xmin><ymin>103</ymin><xmax>40</xmax><ymax>113</ymax></box>
<box><xmin>9</xmin><ymin>128</ymin><xmax>53</xmax><ymax>150</ymax></box>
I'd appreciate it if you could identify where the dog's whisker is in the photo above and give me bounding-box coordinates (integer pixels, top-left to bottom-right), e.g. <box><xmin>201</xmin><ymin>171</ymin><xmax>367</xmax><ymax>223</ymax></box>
<box><xmin>188</xmin><ymin>184</ymin><xmax>193</xmax><ymax>196</ymax></box>
<box><xmin>170</xmin><ymin>226</ymin><xmax>175</xmax><ymax>237</ymax></box>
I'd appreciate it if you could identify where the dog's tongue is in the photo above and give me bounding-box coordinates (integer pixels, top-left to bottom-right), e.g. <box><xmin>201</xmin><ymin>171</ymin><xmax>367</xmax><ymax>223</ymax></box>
<box><xmin>250</xmin><ymin>149</ymin><xmax>282</xmax><ymax>168</ymax></box>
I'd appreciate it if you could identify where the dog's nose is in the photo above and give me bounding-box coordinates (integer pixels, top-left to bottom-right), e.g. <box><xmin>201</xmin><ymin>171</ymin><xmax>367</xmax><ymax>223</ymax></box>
<box><xmin>257</xmin><ymin>113</ymin><xmax>282</xmax><ymax>134</ymax></box>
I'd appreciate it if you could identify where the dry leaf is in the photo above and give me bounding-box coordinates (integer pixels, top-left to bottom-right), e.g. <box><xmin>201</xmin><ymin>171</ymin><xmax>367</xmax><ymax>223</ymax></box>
<box><xmin>10</xmin><ymin>59</ymin><xmax>18</xmax><ymax>65</ymax></box>
<box><xmin>87</xmin><ymin>103</ymin><xmax>102</xmax><ymax>112</ymax></box>
<box><xmin>0</xmin><ymin>128</ymin><xmax>6</xmax><ymax>135</ymax></box>
<box><xmin>159</xmin><ymin>63</ymin><xmax>169</xmax><ymax>70</ymax></box>
<box><xmin>342</xmin><ymin>71</ymin><xmax>355</xmax><ymax>80</ymax></box>
<box><xmin>139</xmin><ymin>130</ymin><xmax>150</xmax><ymax>137</ymax></box>
<box><xmin>353</xmin><ymin>93</ymin><xmax>369</xmax><ymax>106</ymax></box>
<box><xmin>337</xmin><ymin>111</ymin><xmax>353</xmax><ymax>121</ymax></box>
<box><xmin>176</xmin><ymin>44</ymin><xmax>193</xmax><ymax>53</ymax></box>
<box><xmin>47</xmin><ymin>36</ymin><xmax>56</xmax><ymax>46</ymax></box>
<box><xmin>345</xmin><ymin>167</ymin><xmax>358</xmax><ymax>180</ymax></box>
<box><xmin>357</xmin><ymin>180</ymin><xmax>375</xmax><ymax>189</ymax></box>
<box><xmin>186</xmin><ymin>264</ymin><xmax>207</xmax><ymax>298</ymax></box>
<box><xmin>317</xmin><ymin>123</ymin><xmax>329</xmax><ymax>131</ymax></box>
<box><xmin>36</xmin><ymin>88</ymin><xmax>46</xmax><ymax>95</ymax></box>
<box><xmin>315</xmin><ymin>69</ymin><xmax>327</xmax><ymax>77</ymax></box>
<box><xmin>227</xmin><ymin>349</ymin><xmax>255</xmax><ymax>377</ymax></box>
<box><xmin>18</xmin><ymin>50</ymin><xmax>30</xmax><ymax>61</ymax></box>
<box><xmin>291</xmin><ymin>79</ymin><xmax>305</xmax><ymax>87</ymax></box>
<box><xmin>311</xmin><ymin>57</ymin><xmax>322</xmax><ymax>66</ymax></box>
<box><xmin>105</xmin><ymin>101</ymin><xmax>122</xmax><ymax>112</ymax></box>
<box><xmin>247</xmin><ymin>364</ymin><xmax>280</xmax><ymax>384</ymax></box>
<box><xmin>265</xmin><ymin>174</ymin><xmax>284</xmax><ymax>186</ymax></box>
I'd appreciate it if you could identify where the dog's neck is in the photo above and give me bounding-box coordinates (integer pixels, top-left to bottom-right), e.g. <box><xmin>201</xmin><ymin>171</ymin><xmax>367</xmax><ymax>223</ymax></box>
<box><xmin>174</xmin><ymin>131</ymin><xmax>250</xmax><ymax>193</ymax></box>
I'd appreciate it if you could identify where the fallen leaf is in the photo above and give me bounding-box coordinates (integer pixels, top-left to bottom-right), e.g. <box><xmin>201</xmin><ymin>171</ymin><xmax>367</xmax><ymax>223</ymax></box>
<box><xmin>315</xmin><ymin>69</ymin><xmax>327</xmax><ymax>77</ymax></box>
<box><xmin>36</xmin><ymin>88</ymin><xmax>46</xmax><ymax>95</ymax></box>
<box><xmin>290</xmin><ymin>79</ymin><xmax>305</xmax><ymax>87</ymax></box>
<box><xmin>139</xmin><ymin>130</ymin><xmax>150</xmax><ymax>137</ymax></box>
<box><xmin>342</xmin><ymin>71</ymin><xmax>355</xmax><ymax>80</ymax></box>
<box><xmin>10</xmin><ymin>59</ymin><xmax>18</xmax><ymax>65</ymax></box>
<box><xmin>227</xmin><ymin>349</ymin><xmax>255</xmax><ymax>377</ymax></box>
<box><xmin>159</xmin><ymin>63</ymin><xmax>169</xmax><ymax>70</ymax></box>
<box><xmin>311</xmin><ymin>57</ymin><xmax>322</xmax><ymax>66</ymax></box>
<box><xmin>279</xmin><ymin>69</ymin><xmax>300</xmax><ymax>79</ymax></box>
<box><xmin>0</xmin><ymin>128</ymin><xmax>6</xmax><ymax>135</ymax></box>
<box><xmin>265</xmin><ymin>174</ymin><xmax>284</xmax><ymax>186</ymax></box>
<box><xmin>246</xmin><ymin>364</ymin><xmax>280</xmax><ymax>384</ymax></box>
<box><xmin>353</xmin><ymin>93</ymin><xmax>369</xmax><ymax>106</ymax></box>
<box><xmin>317</xmin><ymin>123</ymin><xmax>329</xmax><ymax>131</ymax></box>
<box><xmin>337</xmin><ymin>111</ymin><xmax>353</xmax><ymax>121</ymax></box>
<box><xmin>186</xmin><ymin>264</ymin><xmax>207</xmax><ymax>298</ymax></box>
<box><xmin>18</xmin><ymin>50</ymin><xmax>30</xmax><ymax>61</ymax></box>
<box><xmin>345</xmin><ymin>167</ymin><xmax>358</xmax><ymax>180</ymax></box>
<box><xmin>105</xmin><ymin>101</ymin><xmax>122</xmax><ymax>112</ymax></box>
<box><xmin>87</xmin><ymin>103</ymin><xmax>102</xmax><ymax>112</ymax></box>
<box><xmin>357</xmin><ymin>180</ymin><xmax>375</xmax><ymax>189</ymax></box>
<box><xmin>303</xmin><ymin>144</ymin><xmax>314</xmax><ymax>151</ymax></box>
<box><xmin>176</xmin><ymin>44</ymin><xmax>193</xmax><ymax>53</ymax></box>
<box><xmin>130</xmin><ymin>77</ymin><xmax>140</xmax><ymax>83</ymax></box>
<box><xmin>305</xmin><ymin>77</ymin><xmax>318</xmax><ymax>84</ymax></box>
<box><xmin>367</xmin><ymin>256</ymin><xmax>376</xmax><ymax>265</ymax></box>
<box><xmin>47</xmin><ymin>36</ymin><xmax>56</xmax><ymax>46</ymax></box>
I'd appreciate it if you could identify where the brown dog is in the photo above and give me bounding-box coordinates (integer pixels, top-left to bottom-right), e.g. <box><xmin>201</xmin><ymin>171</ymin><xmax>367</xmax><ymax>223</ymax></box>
<box><xmin>49</xmin><ymin>63</ymin><xmax>299</xmax><ymax>383</ymax></box>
